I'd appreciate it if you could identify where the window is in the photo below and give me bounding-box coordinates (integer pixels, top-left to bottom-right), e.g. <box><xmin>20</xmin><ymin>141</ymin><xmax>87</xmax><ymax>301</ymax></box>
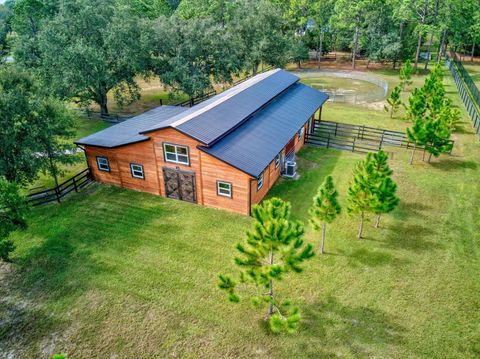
<box><xmin>257</xmin><ymin>172</ymin><xmax>264</xmax><ymax>191</ymax></box>
<box><xmin>298</xmin><ymin>126</ymin><xmax>305</xmax><ymax>140</ymax></box>
<box><xmin>163</xmin><ymin>143</ymin><xmax>189</xmax><ymax>165</ymax></box>
<box><xmin>96</xmin><ymin>157</ymin><xmax>110</xmax><ymax>172</ymax></box>
<box><xmin>217</xmin><ymin>181</ymin><xmax>232</xmax><ymax>198</ymax></box>
<box><xmin>275</xmin><ymin>154</ymin><xmax>280</xmax><ymax>168</ymax></box>
<box><xmin>130</xmin><ymin>163</ymin><xmax>144</xmax><ymax>179</ymax></box>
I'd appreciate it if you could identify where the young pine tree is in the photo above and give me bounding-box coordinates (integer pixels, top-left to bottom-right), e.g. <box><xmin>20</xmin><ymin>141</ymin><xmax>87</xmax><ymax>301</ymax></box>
<box><xmin>218</xmin><ymin>198</ymin><xmax>314</xmax><ymax>334</ymax></box>
<box><xmin>346</xmin><ymin>155</ymin><xmax>379</xmax><ymax>240</ymax></box>
<box><xmin>384</xmin><ymin>85</ymin><xmax>402</xmax><ymax>118</ymax></box>
<box><xmin>399</xmin><ymin>59</ymin><xmax>413</xmax><ymax>90</ymax></box>
<box><xmin>309</xmin><ymin>175</ymin><xmax>341</xmax><ymax>254</ymax></box>
<box><xmin>370</xmin><ymin>151</ymin><xmax>399</xmax><ymax>228</ymax></box>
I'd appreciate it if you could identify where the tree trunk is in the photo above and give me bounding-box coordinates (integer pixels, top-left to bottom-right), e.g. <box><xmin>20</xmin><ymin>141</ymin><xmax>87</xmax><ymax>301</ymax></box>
<box><xmin>414</xmin><ymin>33</ymin><xmax>423</xmax><ymax>72</ymax></box>
<box><xmin>424</xmin><ymin>33</ymin><xmax>434</xmax><ymax>70</ymax></box>
<box><xmin>98</xmin><ymin>86</ymin><xmax>109</xmax><ymax>117</ymax></box>
<box><xmin>48</xmin><ymin>151</ymin><xmax>59</xmax><ymax>190</ymax></box>
<box><xmin>437</xmin><ymin>28</ymin><xmax>447</xmax><ymax>63</ymax></box>
<box><xmin>424</xmin><ymin>0</ymin><xmax>439</xmax><ymax>70</ymax></box>
<box><xmin>409</xmin><ymin>142</ymin><xmax>417</xmax><ymax>165</ymax></box>
<box><xmin>317</xmin><ymin>32</ymin><xmax>323</xmax><ymax>69</ymax></box>
<box><xmin>352</xmin><ymin>25</ymin><xmax>360</xmax><ymax>70</ymax></box>
<box><xmin>471</xmin><ymin>41</ymin><xmax>476</xmax><ymax>62</ymax></box>
<box><xmin>267</xmin><ymin>249</ymin><xmax>273</xmax><ymax>317</ymax></box>
<box><xmin>297</xmin><ymin>61</ymin><xmax>301</xmax><ymax>69</ymax></box>
<box><xmin>321</xmin><ymin>222</ymin><xmax>326</xmax><ymax>254</ymax></box>
<box><xmin>252</xmin><ymin>64</ymin><xmax>258</xmax><ymax>76</ymax></box>
<box><xmin>428</xmin><ymin>151</ymin><xmax>433</xmax><ymax>163</ymax></box>
<box><xmin>375</xmin><ymin>214</ymin><xmax>381</xmax><ymax>228</ymax></box>
<box><xmin>394</xmin><ymin>21</ymin><xmax>405</xmax><ymax>70</ymax></box>
<box><xmin>357</xmin><ymin>211</ymin><xmax>364</xmax><ymax>240</ymax></box>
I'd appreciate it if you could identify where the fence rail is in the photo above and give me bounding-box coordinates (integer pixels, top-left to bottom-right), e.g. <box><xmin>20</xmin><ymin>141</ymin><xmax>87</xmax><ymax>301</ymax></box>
<box><xmin>306</xmin><ymin>120</ymin><xmax>454</xmax><ymax>154</ymax></box>
<box><xmin>27</xmin><ymin>169</ymin><xmax>92</xmax><ymax>206</ymax></box>
<box><xmin>445</xmin><ymin>52</ymin><xmax>480</xmax><ymax>136</ymax></box>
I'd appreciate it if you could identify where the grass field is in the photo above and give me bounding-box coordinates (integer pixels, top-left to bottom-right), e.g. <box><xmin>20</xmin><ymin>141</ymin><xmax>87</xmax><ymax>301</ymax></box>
<box><xmin>462</xmin><ymin>62</ymin><xmax>480</xmax><ymax>88</ymax></box>
<box><xmin>2</xmin><ymin>68</ymin><xmax>480</xmax><ymax>358</ymax></box>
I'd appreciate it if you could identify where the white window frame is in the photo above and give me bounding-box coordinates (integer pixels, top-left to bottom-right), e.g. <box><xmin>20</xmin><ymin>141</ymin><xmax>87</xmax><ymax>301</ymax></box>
<box><xmin>298</xmin><ymin>126</ymin><xmax>305</xmax><ymax>140</ymax></box>
<box><xmin>96</xmin><ymin>156</ymin><xmax>110</xmax><ymax>172</ymax></box>
<box><xmin>217</xmin><ymin>181</ymin><xmax>232</xmax><ymax>198</ymax></box>
<box><xmin>163</xmin><ymin>143</ymin><xmax>190</xmax><ymax>165</ymax></box>
<box><xmin>130</xmin><ymin>163</ymin><xmax>145</xmax><ymax>179</ymax></box>
<box><xmin>275</xmin><ymin>154</ymin><xmax>280</xmax><ymax>168</ymax></box>
<box><xmin>257</xmin><ymin>172</ymin><xmax>264</xmax><ymax>191</ymax></box>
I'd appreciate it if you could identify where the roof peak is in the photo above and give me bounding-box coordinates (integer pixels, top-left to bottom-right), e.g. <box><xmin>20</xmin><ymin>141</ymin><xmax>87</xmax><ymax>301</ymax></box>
<box><xmin>169</xmin><ymin>69</ymin><xmax>282</xmax><ymax>129</ymax></box>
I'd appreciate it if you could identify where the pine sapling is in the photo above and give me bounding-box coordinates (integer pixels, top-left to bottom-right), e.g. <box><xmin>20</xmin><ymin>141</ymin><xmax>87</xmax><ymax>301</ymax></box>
<box><xmin>309</xmin><ymin>175</ymin><xmax>341</xmax><ymax>254</ymax></box>
<box><xmin>399</xmin><ymin>59</ymin><xmax>413</xmax><ymax>90</ymax></box>
<box><xmin>346</xmin><ymin>154</ymin><xmax>379</xmax><ymax>239</ymax></box>
<box><xmin>384</xmin><ymin>85</ymin><xmax>402</xmax><ymax>118</ymax></box>
<box><xmin>370</xmin><ymin>150</ymin><xmax>399</xmax><ymax>228</ymax></box>
<box><xmin>218</xmin><ymin>198</ymin><xmax>314</xmax><ymax>334</ymax></box>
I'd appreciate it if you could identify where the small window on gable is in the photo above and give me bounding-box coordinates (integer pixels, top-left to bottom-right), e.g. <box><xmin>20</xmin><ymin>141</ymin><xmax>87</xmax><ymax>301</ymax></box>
<box><xmin>275</xmin><ymin>154</ymin><xmax>280</xmax><ymax>168</ymax></box>
<box><xmin>130</xmin><ymin>163</ymin><xmax>144</xmax><ymax>179</ymax></box>
<box><xmin>164</xmin><ymin>143</ymin><xmax>189</xmax><ymax>165</ymax></box>
<box><xmin>217</xmin><ymin>181</ymin><xmax>232</xmax><ymax>198</ymax></box>
<box><xmin>96</xmin><ymin>157</ymin><xmax>110</xmax><ymax>172</ymax></box>
<box><xmin>257</xmin><ymin>172</ymin><xmax>264</xmax><ymax>191</ymax></box>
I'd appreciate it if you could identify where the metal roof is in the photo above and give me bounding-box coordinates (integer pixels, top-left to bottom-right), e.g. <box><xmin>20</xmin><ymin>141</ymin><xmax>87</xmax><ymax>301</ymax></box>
<box><xmin>75</xmin><ymin>106</ymin><xmax>188</xmax><ymax>148</ymax></box>
<box><xmin>200</xmin><ymin>83</ymin><xmax>328</xmax><ymax>177</ymax></box>
<box><xmin>141</xmin><ymin>69</ymin><xmax>299</xmax><ymax>145</ymax></box>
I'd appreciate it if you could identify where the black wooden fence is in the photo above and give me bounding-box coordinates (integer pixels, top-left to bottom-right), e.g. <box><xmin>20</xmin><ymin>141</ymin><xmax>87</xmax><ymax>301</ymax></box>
<box><xmin>306</xmin><ymin>120</ymin><xmax>454</xmax><ymax>154</ymax></box>
<box><xmin>27</xmin><ymin>169</ymin><xmax>91</xmax><ymax>206</ymax></box>
<box><xmin>445</xmin><ymin>52</ymin><xmax>480</xmax><ymax>135</ymax></box>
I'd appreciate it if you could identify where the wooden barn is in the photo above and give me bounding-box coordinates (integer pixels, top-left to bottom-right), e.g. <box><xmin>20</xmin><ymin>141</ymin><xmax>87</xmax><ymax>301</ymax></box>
<box><xmin>76</xmin><ymin>69</ymin><xmax>329</xmax><ymax>215</ymax></box>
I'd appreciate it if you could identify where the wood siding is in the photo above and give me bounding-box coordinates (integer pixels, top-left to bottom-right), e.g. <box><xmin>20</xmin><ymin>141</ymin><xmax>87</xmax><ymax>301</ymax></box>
<box><xmin>85</xmin><ymin>141</ymin><xmax>160</xmax><ymax>195</ymax></box>
<box><xmin>83</xmin><ymin>110</ymin><xmax>319</xmax><ymax>216</ymax></box>
<box><xmin>199</xmin><ymin>151</ymin><xmax>251</xmax><ymax>215</ymax></box>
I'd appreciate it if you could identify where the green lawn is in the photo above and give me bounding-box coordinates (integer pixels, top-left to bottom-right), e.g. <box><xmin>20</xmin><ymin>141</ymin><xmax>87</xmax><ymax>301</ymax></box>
<box><xmin>463</xmin><ymin>62</ymin><xmax>480</xmax><ymax>88</ymax></box>
<box><xmin>3</xmin><ymin>68</ymin><xmax>480</xmax><ymax>358</ymax></box>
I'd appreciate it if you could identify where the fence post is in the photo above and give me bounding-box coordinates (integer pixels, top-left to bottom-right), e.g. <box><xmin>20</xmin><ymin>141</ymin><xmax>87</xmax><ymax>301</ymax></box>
<box><xmin>327</xmin><ymin>133</ymin><xmax>330</xmax><ymax>148</ymax></box>
<box><xmin>335</xmin><ymin>122</ymin><xmax>338</xmax><ymax>136</ymax></box>
<box><xmin>352</xmin><ymin>138</ymin><xmax>356</xmax><ymax>152</ymax></box>
<box><xmin>73</xmin><ymin>176</ymin><xmax>78</xmax><ymax>192</ymax></box>
<box><xmin>55</xmin><ymin>187</ymin><xmax>61</xmax><ymax>203</ymax></box>
<box><xmin>160</xmin><ymin>99</ymin><xmax>163</xmax><ymax>106</ymax></box>
<box><xmin>379</xmin><ymin>130</ymin><xmax>385</xmax><ymax>150</ymax></box>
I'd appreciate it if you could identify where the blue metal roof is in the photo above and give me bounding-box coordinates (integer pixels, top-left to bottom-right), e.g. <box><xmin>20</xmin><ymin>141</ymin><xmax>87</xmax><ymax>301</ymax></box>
<box><xmin>75</xmin><ymin>106</ymin><xmax>188</xmax><ymax>148</ymax></box>
<box><xmin>201</xmin><ymin>83</ymin><xmax>328</xmax><ymax>177</ymax></box>
<box><xmin>141</xmin><ymin>69</ymin><xmax>299</xmax><ymax>145</ymax></box>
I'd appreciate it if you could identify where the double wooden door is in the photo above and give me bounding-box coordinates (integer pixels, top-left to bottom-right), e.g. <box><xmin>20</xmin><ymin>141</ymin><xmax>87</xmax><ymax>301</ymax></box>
<box><xmin>163</xmin><ymin>167</ymin><xmax>197</xmax><ymax>203</ymax></box>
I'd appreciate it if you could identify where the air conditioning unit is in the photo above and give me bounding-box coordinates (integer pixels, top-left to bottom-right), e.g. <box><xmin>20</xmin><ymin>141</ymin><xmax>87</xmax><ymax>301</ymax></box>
<box><xmin>284</xmin><ymin>161</ymin><xmax>297</xmax><ymax>178</ymax></box>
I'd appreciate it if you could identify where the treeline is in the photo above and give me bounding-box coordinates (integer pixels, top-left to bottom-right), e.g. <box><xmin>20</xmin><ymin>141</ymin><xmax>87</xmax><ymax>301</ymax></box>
<box><xmin>1</xmin><ymin>0</ymin><xmax>479</xmax><ymax>117</ymax></box>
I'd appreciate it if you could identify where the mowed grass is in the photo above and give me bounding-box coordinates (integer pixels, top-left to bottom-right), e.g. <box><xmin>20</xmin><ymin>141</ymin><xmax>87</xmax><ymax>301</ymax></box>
<box><xmin>2</xmin><ymin>68</ymin><xmax>480</xmax><ymax>358</ymax></box>
<box><xmin>462</xmin><ymin>62</ymin><xmax>480</xmax><ymax>87</ymax></box>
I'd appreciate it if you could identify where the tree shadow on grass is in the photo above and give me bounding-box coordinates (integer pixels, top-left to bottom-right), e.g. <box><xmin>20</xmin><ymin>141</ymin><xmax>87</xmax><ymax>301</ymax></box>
<box><xmin>297</xmin><ymin>296</ymin><xmax>406</xmax><ymax>357</ymax></box>
<box><xmin>369</xmin><ymin>201</ymin><xmax>442</xmax><ymax>253</ymax></box>
<box><xmin>0</xmin><ymin>186</ymin><xmax>182</xmax><ymax>356</ymax></box>
<box><xmin>341</xmin><ymin>247</ymin><xmax>410</xmax><ymax>268</ymax></box>
<box><xmin>428</xmin><ymin>158</ymin><xmax>478</xmax><ymax>171</ymax></box>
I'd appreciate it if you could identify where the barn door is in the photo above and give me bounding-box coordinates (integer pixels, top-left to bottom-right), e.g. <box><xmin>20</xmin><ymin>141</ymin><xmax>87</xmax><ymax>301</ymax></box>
<box><xmin>163</xmin><ymin>168</ymin><xmax>196</xmax><ymax>203</ymax></box>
